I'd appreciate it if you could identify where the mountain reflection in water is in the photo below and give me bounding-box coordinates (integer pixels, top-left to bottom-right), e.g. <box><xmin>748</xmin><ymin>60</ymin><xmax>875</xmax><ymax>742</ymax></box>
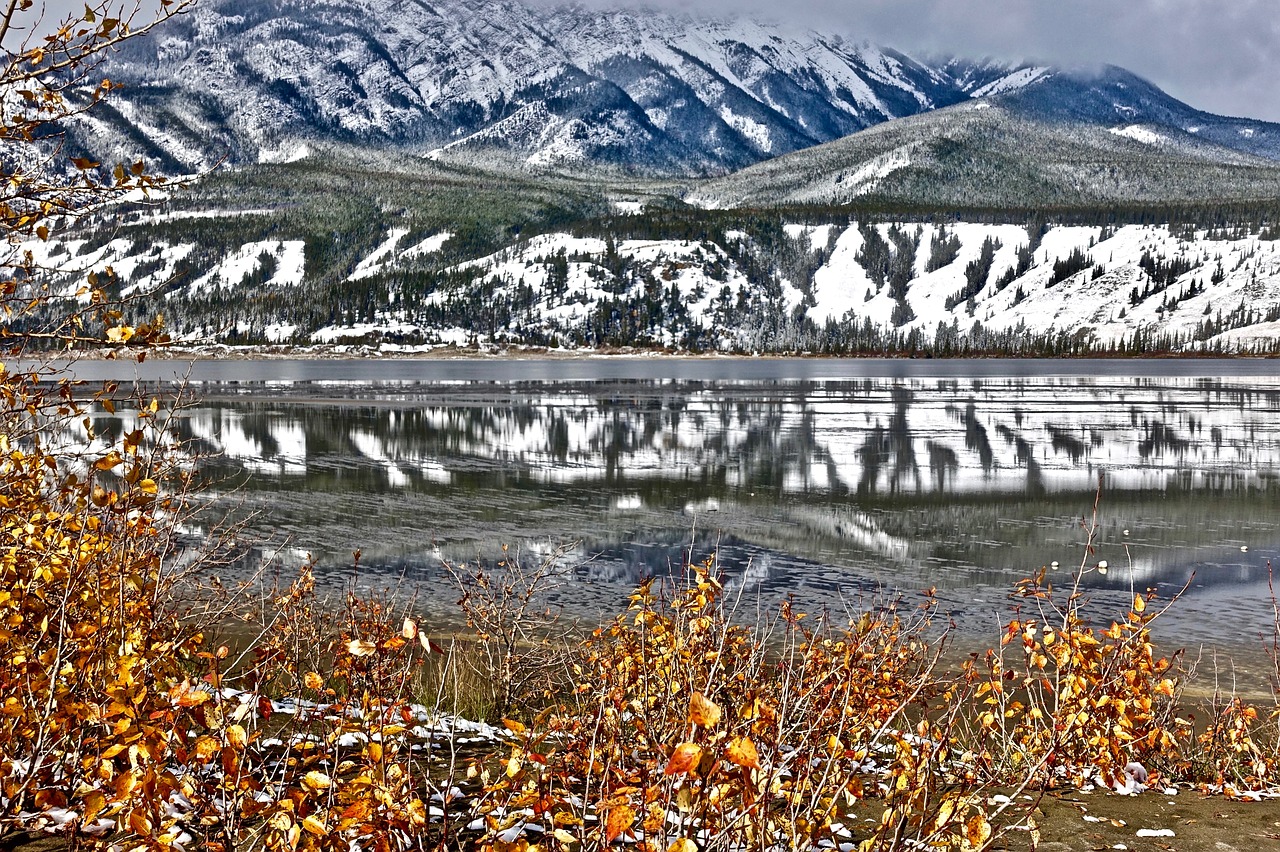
<box><xmin>95</xmin><ymin>369</ymin><xmax>1280</xmax><ymax>652</ymax></box>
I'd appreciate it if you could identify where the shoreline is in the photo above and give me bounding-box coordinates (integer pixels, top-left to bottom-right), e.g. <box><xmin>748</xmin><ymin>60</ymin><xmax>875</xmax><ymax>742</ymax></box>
<box><xmin>22</xmin><ymin>342</ymin><xmax>1280</xmax><ymax>362</ymax></box>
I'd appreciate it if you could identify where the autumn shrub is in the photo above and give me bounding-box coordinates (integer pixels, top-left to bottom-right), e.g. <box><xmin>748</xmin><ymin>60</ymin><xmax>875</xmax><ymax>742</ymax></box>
<box><xmin>1174</xmin><ymin>564</ymin><xmax>1280</xmax><ymax>793</ymax></box>
<box><xmin>467</xmin><ymin>560</ymin><xmax>1033</xmax><ymax>852</ymax></box>
<box><xmin>961</xmin><ymin>564</ymin><xmax>1183</xmax><ymax>790</ymax></box>
<box><xmin>0</xmin><ymin>366</ymin><xmax>216</xmax><ymax>845</ymax></box>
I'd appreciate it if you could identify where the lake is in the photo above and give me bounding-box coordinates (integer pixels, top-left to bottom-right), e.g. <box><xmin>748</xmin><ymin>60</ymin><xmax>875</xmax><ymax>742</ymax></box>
<box><xmin>58</xmin><ymin>357</ymin><xmax>1280</xmax><ymax>673</ymax></box>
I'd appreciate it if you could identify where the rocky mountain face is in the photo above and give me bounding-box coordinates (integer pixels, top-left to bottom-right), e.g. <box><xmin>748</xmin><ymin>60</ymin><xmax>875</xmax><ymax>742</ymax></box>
<box><xmin>76</xmin><ymin>0</ymin><xmax>1280</xmax><ymax>176</ymax></box>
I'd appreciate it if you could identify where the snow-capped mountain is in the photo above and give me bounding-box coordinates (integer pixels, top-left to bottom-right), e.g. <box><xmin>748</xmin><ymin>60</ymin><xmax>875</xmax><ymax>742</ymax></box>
<box><xmin>75</xmin><ymin>0</ymin><xmax>1280</xmax><ymax>176</ymax></box>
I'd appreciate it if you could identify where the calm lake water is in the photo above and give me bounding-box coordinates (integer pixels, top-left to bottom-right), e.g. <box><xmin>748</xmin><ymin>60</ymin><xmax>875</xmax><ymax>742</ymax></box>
<box><xmin>59</xmin><ymin>357</ymin><xmax>1280</xmax><ymax>668</ymax></box>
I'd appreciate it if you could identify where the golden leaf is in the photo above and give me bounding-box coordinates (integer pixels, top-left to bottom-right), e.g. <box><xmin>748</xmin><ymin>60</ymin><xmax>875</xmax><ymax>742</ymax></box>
<box><xmin>964</xmin><ymin>814</ymin><xmax>991</xmax><ymax>848</ymax></box>
<box><xmin>304</xmin><ymin>671</ymin><xmax>324</xmax><ymax>691</ymax></box>
<box><xmin>503</xmin><ymin>718</ymin><xmax>527</xmax><ymax>736</ymax></box>
<box><xmin>663</xmin><ymin>742</ymin><xmax>703</xmax><ymax>776</ymax></box>
<box><xmin>94</xmin><ymin>451</ymin><xmax>123</xmax><ymax>471</ymax></box>
<box><xmin>688</xmin><ymin>692</ymin><xmax>721</xmax><ymax>727</ymax></box>
<box><xmin>193</xmin><ymin>736</ymin><xmax>219</xmax><ymax>762</ymax></box>
<box><xmin>301</xmin><ymin>815</ymin><xmax>327</xmax><ymax>836</ymax></box>
<box><xmin>226</xmin><ymin>724</ymin><xmax>247</xmax><ymax>750</ymax></box>
<box><xmin>82</xmin><ymin>790</ymin><xmax>105</xmax><ymax>824</ymax></box>
<box><xmin>726</xmin><ymin>737</ymin><xmax>760</xmax><ymax>770</ymax></box>
<box><xmin>668</xmin><ymin>839</ymin><xmax>697</xmax><ymax>852</ymax></box>
<box><xmin>1133</xmin><ymin>594</ymin><xmax>1146</xmax><ymax>614</ymax></box>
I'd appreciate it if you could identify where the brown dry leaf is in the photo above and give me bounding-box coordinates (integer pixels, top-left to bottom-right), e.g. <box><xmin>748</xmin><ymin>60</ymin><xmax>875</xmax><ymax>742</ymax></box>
<box><xmin>664</xmin><ymin>742</ymin><xmax>703</xmax><ymax>776</ymax></box>
<box><xmin>347</xmin><ymin>639</ymin><xmax>376</xmax><ymax>657</ymax></box>
<box><xmin>689</xmin><ymin>692</ymin><xmax>721</xmax><ymax>727</ymax></box>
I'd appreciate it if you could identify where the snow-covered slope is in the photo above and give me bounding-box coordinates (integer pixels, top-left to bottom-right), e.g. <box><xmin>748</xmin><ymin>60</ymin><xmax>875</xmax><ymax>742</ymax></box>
<box><xmin>76</xmin><ymin>0</ymin><xmax>968</xmax><ymax>174</ymax></box>
<box><xmin>688</xmin><ymin>101</ymin><xmax>1280</xmax><ymax>208</ymax></box>
<box><xmin>41</xmin><ymin>214</ymin><xmax>1280</xmax><ymax>353</ymax></box>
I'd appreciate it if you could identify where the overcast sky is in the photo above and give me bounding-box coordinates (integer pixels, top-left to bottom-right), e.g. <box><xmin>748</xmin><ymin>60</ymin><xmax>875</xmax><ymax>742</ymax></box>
<box><xmin>25</xmin><ymin>0</ymin><xmax>1280</xmax><ymax>122</ymax></box>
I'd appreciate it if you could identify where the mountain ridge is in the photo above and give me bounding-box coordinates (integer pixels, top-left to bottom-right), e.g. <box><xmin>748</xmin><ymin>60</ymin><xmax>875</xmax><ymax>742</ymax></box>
<box><xmin>73</xmin><ymin>0</ymin><xmax>1280</xmax><ymax>177</ymax></box>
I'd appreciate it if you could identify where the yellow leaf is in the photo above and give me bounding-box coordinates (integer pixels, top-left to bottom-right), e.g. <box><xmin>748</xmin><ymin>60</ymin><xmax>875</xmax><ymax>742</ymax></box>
<box><xmin>301</xmin><ymin>815</ymin><xmax>327</xmax><ymax>836</ymax></box>
<box><xmin>664</xmin><ymin>742</ymin><xmax>703</xmax><ymax>776</ymax></box>
<box><xmin>1133</xmin><ymin>594</ymin><xmax>1146</xmax><ymax>614</ymax></box>
<box><xmin>304</xmin><ymin>671</ymin><xmax>324</xmax><ymax>691</ymax></box>
<box><xmin>138</xmin><ymin>478</ymin><xmax>157</xmax><ymax>495</ymax></box>
<box><xmin>226</xmin><ymin>724</ymin><xmax>247</xmax><ymax>750</ymax></box>
<box><xmin>552</xmin><ymin>829</ymin><xmax>577</xmax><ymax>845</ymax></box>
<box><xmin>302</xmin><ymin>770</ymin><xmax>332</xmax><ymax>791</ymax></box>
<box><xmin>668</xmin><ymin>839</ymin><xmax>698</xmax><ymax>852</ymax></box>
<box><xmin>689</xmin><ymin>692</ymin><xmax>721</xmax><ymax>727</ymax></box>
<box><xmin>106</xmin><ymin>325</ymin><xmax>135</xmax><ymax>344</ymax></box>
<box><xmin>503</xmin><ymin>718</ymin><xmax>527</xmax><ymax>736</ymax></box>
<box><xmin>506</xmin><ymin>748</ymin><xmax>524</xmax><ymax>778</ymax></box>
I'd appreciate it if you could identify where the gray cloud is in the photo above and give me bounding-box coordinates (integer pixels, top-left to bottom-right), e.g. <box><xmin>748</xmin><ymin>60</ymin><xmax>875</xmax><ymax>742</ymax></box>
<box><xmin>20</xmin><ymin>0</ymin><xmax>1280</xmax><ymax>121</ymax></box>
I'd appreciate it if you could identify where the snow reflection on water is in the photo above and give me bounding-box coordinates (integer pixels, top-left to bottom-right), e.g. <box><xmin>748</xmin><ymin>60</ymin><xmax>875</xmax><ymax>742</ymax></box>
<box><xmin>67</xmin><ymin>361</ymin><xmax>1280</xmax><ymax>653</ymax></box>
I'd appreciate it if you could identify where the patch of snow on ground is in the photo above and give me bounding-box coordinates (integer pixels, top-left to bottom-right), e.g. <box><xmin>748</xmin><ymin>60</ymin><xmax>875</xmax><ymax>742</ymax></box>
<box><xmin>350</xmin><ymin>228</ymin><xmax>411</xmax><ymax>281</ymax></box>
<box><xmin>717</xmin><ymin>107</ymin><xmax>773</xmax><ymax>153</ymax></box>
<box><xmin>1109</xmin><ymin>125</ymin><xmax>1167</xmax><ymax>146</ymax></box>
<box><xmin>401</xmin><ymin>231</ymin><xmax>453</xmax><ymax>259</ymax></box>
<box><xmin>258</xmin><ymin>143</ymin><xmax>312</xmax><ymax>164</ymax></box>
<box><xmin>969</xmin><ymin>66</ymin><xmax>1051</xmax><ymax>98</ymax></box>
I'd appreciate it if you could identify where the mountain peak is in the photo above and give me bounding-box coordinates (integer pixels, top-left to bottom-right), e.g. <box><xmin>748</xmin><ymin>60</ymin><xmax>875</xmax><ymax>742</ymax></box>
<box><xmin>79</xmin><ymin>0</ymin><xmax>1280</xmax><ymax>175</ymax></box>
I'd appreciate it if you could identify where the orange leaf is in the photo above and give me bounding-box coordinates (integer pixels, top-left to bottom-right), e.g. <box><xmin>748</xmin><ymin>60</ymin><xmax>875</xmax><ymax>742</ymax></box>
<box><xmin>726</xmin><ymin>737</ymin><xmax>760</xmax><ymax>770</ymax></box>
<box><xmin>664</xmin><ymin>742</ymin><xmax>703</xmax><ymax>776</ymax></box>
<box><xmin>689</xmin><ymin>692</ymin><xmax>721</xmax><ymax>727</ymax></box>
<box><xmin>605</xmin><ymin>805</ymin><xmax>635</xmax><ymax>843</ymax></box>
